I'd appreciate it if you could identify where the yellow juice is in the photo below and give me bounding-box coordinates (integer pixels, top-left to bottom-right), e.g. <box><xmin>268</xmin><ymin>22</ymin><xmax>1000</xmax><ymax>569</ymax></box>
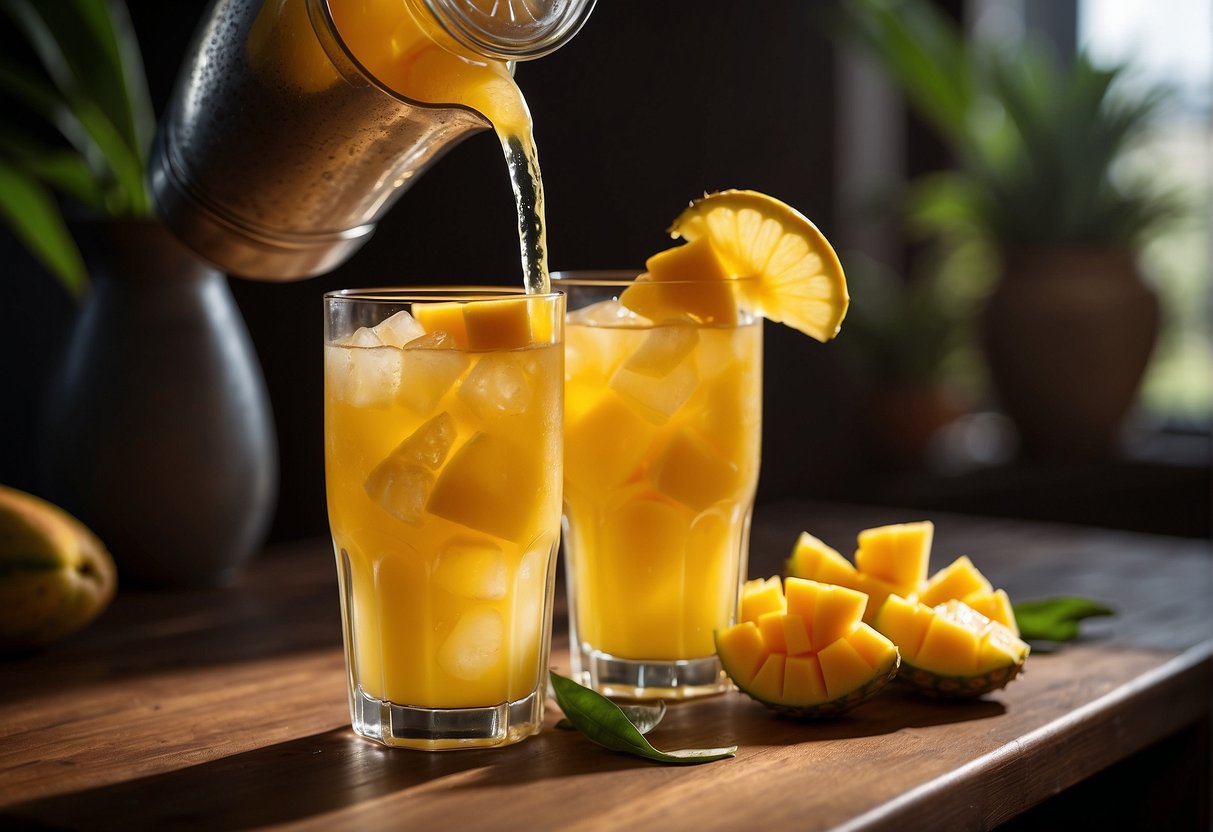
<box><xmin>324</xmin><ymin>297</ymin><xmax>562</xmax><ymax>711</ymax></box>
<box><xmin>563</xmin><ymin>309</ymin><xmax>763</xmax><ymax>662</ymax></box>
<box><xmin>250</xmin><ymin>0</ymin><xmax>549</xmax><ymax>293</ymax></box>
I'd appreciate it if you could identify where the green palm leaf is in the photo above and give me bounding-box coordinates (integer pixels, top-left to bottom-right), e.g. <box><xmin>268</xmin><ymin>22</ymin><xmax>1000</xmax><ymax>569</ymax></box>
<box><xmin>0</xmin><ymin>159</ymin><xmax>87</xmax><ymax>297</ymax></box>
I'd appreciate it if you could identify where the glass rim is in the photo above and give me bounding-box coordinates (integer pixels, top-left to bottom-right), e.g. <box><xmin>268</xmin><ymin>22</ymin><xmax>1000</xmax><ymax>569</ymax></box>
<box><xmin>323</xmin><ymin>286</ymin><xmax>563</xmax><ymax>303</ymax></box>
<box><xmin>552</xmin><ymin>271</ymin><xmax>761</xmax><ymax>288</ymax></box>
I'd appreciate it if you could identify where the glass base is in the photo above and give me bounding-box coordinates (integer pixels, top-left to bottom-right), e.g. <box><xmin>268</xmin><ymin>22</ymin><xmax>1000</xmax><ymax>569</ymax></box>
<box><xmin>573</xmin><ymin>646</ymin><xmax>728</xmax><ymax>700</ymax></box>
<box><xmin>349</xmin><ymin>686</ymin><xmax>544</xmax><ymax>750</ymax></box>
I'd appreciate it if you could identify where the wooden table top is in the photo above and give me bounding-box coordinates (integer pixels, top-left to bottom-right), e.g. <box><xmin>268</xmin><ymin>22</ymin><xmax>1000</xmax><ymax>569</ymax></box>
<box><xmin>2</xmin><ymin>501</ymin><xmax>1210</xmax><ymax>831</ymax></box>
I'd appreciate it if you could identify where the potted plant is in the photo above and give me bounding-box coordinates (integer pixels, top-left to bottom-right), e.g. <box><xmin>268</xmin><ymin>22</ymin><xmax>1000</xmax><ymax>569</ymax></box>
<box><xmin>1</xmin><ymin>0</ymin><xmax>278</xmax><ymax>586</ymax></box>
<box><xmin>0</xmin><ymin>0</ymin><xmax>155</xmax><ymax>297</ymax></box>
<box><xmin>835</xmin><ymin>0</ymin><xmax>1184</xmax><ymax>458</ymax></box>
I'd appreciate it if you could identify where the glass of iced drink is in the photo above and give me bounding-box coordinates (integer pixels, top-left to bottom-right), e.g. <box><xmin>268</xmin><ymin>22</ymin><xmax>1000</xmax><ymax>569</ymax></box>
<box><xmin>557</xmin><ymin>274</ymin><xmax>763</xmax><ymax>699</ymax></box>
<box><xmin>323</xmin><ymin>288</ymin><xmax>564</xmax><ymax>749</ymax></box>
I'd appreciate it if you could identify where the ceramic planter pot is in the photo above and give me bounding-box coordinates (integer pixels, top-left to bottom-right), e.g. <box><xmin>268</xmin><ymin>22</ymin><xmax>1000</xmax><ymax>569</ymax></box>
<box><xmin>39</xmin><ymin>219</ymin><xmax>278</xmax><ymax>586</ymax></box>
<box><xmin>979</xmin><ymin>247</ymin><xmax>1160</xmax><ymax>459</ymax></box>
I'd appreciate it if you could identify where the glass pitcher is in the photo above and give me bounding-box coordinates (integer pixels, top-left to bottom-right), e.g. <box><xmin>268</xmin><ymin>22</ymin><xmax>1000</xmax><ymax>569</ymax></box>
<box><xmin>148</xmin><ymin>0</ymin><xmax>594</xmax><ymax>281</ymax></box>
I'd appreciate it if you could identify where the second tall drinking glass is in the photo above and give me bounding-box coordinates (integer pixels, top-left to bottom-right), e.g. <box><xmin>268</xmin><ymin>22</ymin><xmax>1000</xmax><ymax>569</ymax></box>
<box><xmin>557</xmin><ymin>274</ymin><xmax>763</xmax><ymax>699</ymax></box>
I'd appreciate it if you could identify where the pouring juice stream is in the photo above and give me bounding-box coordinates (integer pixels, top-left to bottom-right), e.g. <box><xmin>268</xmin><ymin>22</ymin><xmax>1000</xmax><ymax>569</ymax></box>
<box><xmin>327</xmin><ymin>0</ymin><xmax>551</xmax><ymax>294</ymax></box>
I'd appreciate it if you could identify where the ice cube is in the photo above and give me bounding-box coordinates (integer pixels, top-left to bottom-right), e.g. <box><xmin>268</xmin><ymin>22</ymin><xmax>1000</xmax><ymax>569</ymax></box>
<box><xmin>395</xmin><ymin>412</ymin><xmax>457</xmax><ymax>469</ymax></box>
<box><xmin>437</xmin><ymin>606</ymin><xmax>503</xmax><ymax>681</ymax></box>
<box><xmin>458</xmin><ymin>353</ymin><xmax>532</xmax><ymax>419</ymax></box>
<box><xmin>621</xmin><ymin>325</ymin><xmax>699</xmax><ymax>377</ymax></box>
<box><xmin>398</xmin><ymin>332</ymin><xmax>470</xmax><ymax>414</ymax></box>
<box><xmin>609</xmin><ymin>358</ymin><xmax>698</xmax><ymax>424</ymax></box>
<box><xmin>362</xmin><ymin>412</ymin><xmax>455</xmax><ymax>522</ymax></box>
<box><xmin>508</xmin><ymin>534</ymin><xmax>555</xmax><ymax>683</ymax></box>
<box><xmin>372</xmin><ymin>309</ymin><xmax>425</xmax><ymax>348</ymax></box>
<box><xmin>363</xmin><ymin>461</ymin><xmax>432</xmax><ymax>525</ymax></box>
<box><xmin>325</xmin><ymin>343</ymin><xmax>402</xmax><ymax>409</ymax></box>
<box><xmin>342</xmin><ymin>326</ymin><xmax>381</xmax><ymax>347</ymax></box>
<box><xmin>566</xmin><ymin>298</ymin><xmax>645</xmax><ymax>327</ymax></box>
<box><xmin>433</xmin><ymin>537</ymin><xmax>508</xmax><ymax>599</ymax></box>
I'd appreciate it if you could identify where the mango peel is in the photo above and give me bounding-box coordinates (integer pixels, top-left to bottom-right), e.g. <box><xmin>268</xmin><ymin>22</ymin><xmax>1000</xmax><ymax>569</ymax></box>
<box><xmin>0</xmin><ymin>485</ymin><xmax>117</xmax><ymax>651</ymax></box>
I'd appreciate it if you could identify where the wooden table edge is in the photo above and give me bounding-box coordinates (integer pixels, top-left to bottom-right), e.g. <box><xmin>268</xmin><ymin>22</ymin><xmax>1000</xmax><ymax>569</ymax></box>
<box><xmin>835</xmin><ymin>640</ymin><xmax>1213</xmax><ymax>831</ymax></box>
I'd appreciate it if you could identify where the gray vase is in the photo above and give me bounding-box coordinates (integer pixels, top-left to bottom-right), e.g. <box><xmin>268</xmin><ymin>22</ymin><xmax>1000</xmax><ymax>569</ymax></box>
<box><xmin>39</xmin><ymin>219</ymin><xmax>278</xmax><ymax>586</ymax></box>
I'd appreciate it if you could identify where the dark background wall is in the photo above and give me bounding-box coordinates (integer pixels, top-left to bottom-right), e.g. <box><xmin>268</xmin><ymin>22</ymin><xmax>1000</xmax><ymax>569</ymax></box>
<box><xmin>2</xmin><ymin>1</ymin><xmax>866</xmax><ymax>543</ymax></box>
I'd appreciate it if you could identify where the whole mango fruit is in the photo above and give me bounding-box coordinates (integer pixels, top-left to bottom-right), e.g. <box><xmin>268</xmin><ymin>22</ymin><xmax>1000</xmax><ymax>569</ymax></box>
<box><xmin>0</xmin><ymin>484</ymin><xmax>117</xmax><ymax>651</ymax></box>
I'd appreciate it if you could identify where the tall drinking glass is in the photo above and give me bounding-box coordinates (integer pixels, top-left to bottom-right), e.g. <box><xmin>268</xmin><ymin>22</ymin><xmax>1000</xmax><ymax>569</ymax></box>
<box><xmin>323</xmin><ymin>288</ymin><xmax>564</xmax><ymax>749</ymax></box>
<box><xmin>557</xmin><ymin>274</ymin><xmax>762</xmax><ymax>699</ymax></box>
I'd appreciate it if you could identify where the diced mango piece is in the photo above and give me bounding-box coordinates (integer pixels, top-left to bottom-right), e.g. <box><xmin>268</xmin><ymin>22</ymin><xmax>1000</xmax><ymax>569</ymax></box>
<box><xmin>651</xmin><ymin>429</ymin><xmax>741</xmax><ymax>511</ymax></box>
<box><xmin>873</xmin><ymin>594</ymin><xmax>934</xmax><ymax>662</ymax></box>
<box><xmin>982</xmin><ymin>620</ymin><xmax>1030</xmax><ymax>667</ymax></box>
<box><xmin>782</xmin><ymin>655</ymin><xmax>828</xmax><ymax>706</ymax></box>
<box><xmin>647</xmin><ymin>234</ymin><xmax>735</xmax><ymax>283</ymax></box>
<box><xmin>740</xmin><ymin>576</ymin><xmax>786</xmax><ymax>623</ymax></box>
<box><xmin>855</xmin><ymin>573</ymin><xmax>903</xmax><ymax>624</ymax></box>
<box><xmin>916</xmin><ymin>613</ymin><xmax>981</xmax><ymax>676</ymax></box>
<box><xmin>975</xmin><ymin>631</ymin><xmax>1022</xmax><ymax>673</ymax></box>
<box><xmin>426</xmin><ymin>432</ymin><xmax>541</xmax><ymax>542</ymax></box>
<box><xmin>855</xmin><ymin>521</ymin><xmax>933</xmax><ymax>594</ymax></box>
<box><xmin>846</xmin><ymin>623</ymin><xmax>898</xmax><ymax>669</ymax></box>
<box><xmin>918</xmin><ymin>555</ymin><xmax>993</xmax><ymax>607</ymax></box>
<box><xmin>810</xmin><ymin>584</ymin><xmax>868</xmax><ymax>652</ymax></box>
<box><xmin>526</xmin><ymin>295</ymin><xmax>560</xmax><ymax>346</ymax></box>
<box><xmin>757</xmin><ymin>611</ymin><xmax>788</xmax><ymax>655</ymax></box>
<box><xmin>412</xmin><ymin>301</ymin><xmax>469</xmax><ymax>348</ymax></box>
<box><xmin>783</xmin><ymin>576</ymin><xmax>820</xmax><ymax>634</ymax></box>
<box><xmin>782</xmin><ymin>613</ymin><xmax>813</xmax><ymax>657</ymax></box>
<box><xmin>749</xmin><ymin>653</ymin><xmax>786</xmax><ymax>703</ymax></box>
<box><xmin>963</xmin><ymin>588</ymin><xmax>1018</xmax><ymax>635</ymax></box>
<box><xmin>621</xmin><ymin>238</ymin><xmax>740</xmax><ymax>326</ymax></box>
<box><xmin>817</xmin><ymin>637</ymin><xmax>875</xmax><ymax>699</ymax></box>
<box><xmin>619</xmin><ymin>237</ymin><xmax>742</xmax><ymax>326</ymax></box>
<box><xmin>786</xmin><ymin>531</ymin><xmax>859</xmax><ymax>587</ymax></box>
<box><xmin>462</xmin><ymin>296</ymin><xmax>533</xmax><ymax>351</ymax></box>
<box><xmin>715</xmin><ymin>622</ymin><xmax>767</xmax><ymax>686</ymax></box>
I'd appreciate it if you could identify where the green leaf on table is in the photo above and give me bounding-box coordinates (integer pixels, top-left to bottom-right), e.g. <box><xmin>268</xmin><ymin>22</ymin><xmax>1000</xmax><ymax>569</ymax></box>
<box><xmin>1013</xmin><ymin>597</ymin><xmax>1115</xmax><ymax>644</ymax></box>
<box><xmin>556</xmin><ymin>699</ymin><xmax>667</xmax><ymax>735</ymax></box>
<box><xmin>549</xmin><ymin>672</ymin><xmax>735</xmax><ymax>765</ymax></box>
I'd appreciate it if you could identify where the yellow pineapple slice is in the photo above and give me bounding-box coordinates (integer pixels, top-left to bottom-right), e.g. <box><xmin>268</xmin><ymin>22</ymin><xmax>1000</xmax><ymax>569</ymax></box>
<box><xmin>670</xmin><ymin>190</ymin><xmax>850</xmax><ymax>341</ymax></box>
<box><xmin>618</xmin><ymin>190</ymin><xmax>849</xmax><ymax>340</ymax></box>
